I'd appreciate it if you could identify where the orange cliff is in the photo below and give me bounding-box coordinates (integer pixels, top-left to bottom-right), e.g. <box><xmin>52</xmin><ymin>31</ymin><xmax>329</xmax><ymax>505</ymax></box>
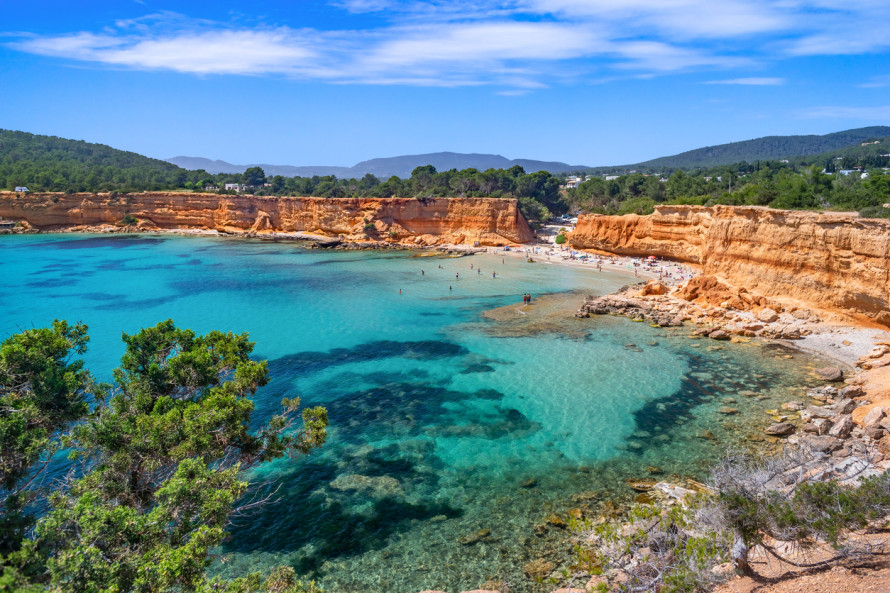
<box><xmin>568</xmin><ymin>205</ymin><xmax>890</xmax><ymax>325</ymax></box>
<box><xmin>0</xmin><ymin>192</ymin><xmax>534</xmax><ymax>246</ymax></box>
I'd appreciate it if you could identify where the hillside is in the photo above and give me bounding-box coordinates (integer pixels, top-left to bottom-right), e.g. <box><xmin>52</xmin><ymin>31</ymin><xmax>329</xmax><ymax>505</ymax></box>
<box><xmin>166</xmin><ymin>152</ymin><xmax>584</xmax><ymax>178</ymax></box>
<box><xmin>0</xmin><ymin>129</ymin><xmax>189</xmax><ymax>192</ymax></box>
<box><xmin>633</xmin><ymin>126</ymin><xmax>890</xmax><ymax>170</ymax></box>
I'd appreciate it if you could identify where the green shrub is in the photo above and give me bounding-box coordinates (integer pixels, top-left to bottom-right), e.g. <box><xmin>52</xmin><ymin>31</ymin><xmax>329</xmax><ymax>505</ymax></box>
<box><xmin>120</xmin><ymin>214</ymin><xmax>138</xmax><ymax>225</ymax></box>
<box><xmin>555</xmin><ymin>233</ymin><xmax>567</xmax><ymax>244</ymax></box>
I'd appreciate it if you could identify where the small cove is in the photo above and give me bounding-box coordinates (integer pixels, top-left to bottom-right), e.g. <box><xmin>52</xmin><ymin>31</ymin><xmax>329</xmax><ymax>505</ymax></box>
<box><xmin>0</xmin><ymin>234</ymin><xmax>828</xmax><ymax>593</ymax></box>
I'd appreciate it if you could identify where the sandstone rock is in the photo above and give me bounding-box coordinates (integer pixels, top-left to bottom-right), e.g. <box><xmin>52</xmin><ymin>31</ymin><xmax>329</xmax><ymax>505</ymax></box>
<box><xmin>329</xmin><ymin>474</ymin><xmax>403</xmax><ymax>497</ymax></box>
<box><xmin>828</xmin><ymin>415</ymin><xmax>853</xmax><ymax>439</ymax></box>
<box><xmin>458</xmin><ymin>528</ymin><xmax>492</xmax><ymax>545</ymax></box>
<box><xmin>828</xmin><ymin>398</ymin><xmax>856</xmax><ymax>415</ymax></box>
<box><xmin>791</xmin><ymin>309</ymin><xmax>812</xmax><ymax>320</ymax></box>
<box><xmin>765</xmin><ymin>422</ymin><xmax>795</xmax><ymax>436</ymax></box>
<box><xmin>865</xmin><ymin>427</ymin><xmax>885</xmax><ymax>440</ymax></box>
<box><xmin>809</xmin><ymin>385</ymin><xmax>839</xmax><ymax>400</ymax></box>
<box><xmin>626</xmin><ymin>478</ymin><xmax>658</xmax><ymax>491</ymax></box>
<box><xmin>804</xmin><ymin>405</ymin><xmax>837</xmax><ymax>419</ymax></box>
<box><xmin>813</xmin><ymin>418</ymin><xmax>832</xmax><ymax>435</ymax></box>
<box><xmin>718</xmin><ymin>407</ymin><xmax>739</xmax><ymax>415</ymax></box>
<box><xmin>862</xmin><ymin>407</ymin><xmax>886</xmax><ymax>428</ymax></box>
<box><xmin>757</xmin><ymin>308</ymin><xmax>779</xmax><ymax>323</ymax></box>
<box><xmin>781</xmin><ymin>401</ymin><xmax>805</xmax><ymax>411</ymax></box>
<box><xmin>878</xmin><ymin>435</ymin><xmax>890</xmax><ymax>456</ymax></box>
<box><xmin>799</xmin><ymin>435</ymin><xmax>843</xmax><ymax>453</ymax></box>
<box><xmin>839</xmin><ymin>385</ymin><xmax>865</xmax><ymax>399</ymax></box>
<box><xmin>743</xmin><ymin>323</ymin><xmax>764</xmax><ymax>331</ymax></box>
<box><xmin>523</xmin><ymin>558</ymin><xmax>555</xmax><ymax>581</ymax></box>
<box><xmin>814</xmin><ymin>367</ymin><xmax>844</xmax><ymax>382</ymax></box>
<box><xmin>708</xmin><ymin>329</ymin><xmax>730</xmax><ymax>340</ymax></box>
<box><xmin>545</xmin><ymin>514</ymin><xmax>567</xmax><ymax>529</ymax></box>
<box><xmin>638</xmin><ymin>281</ymin><xmax>668</xmax><ymax>296</ymax></box>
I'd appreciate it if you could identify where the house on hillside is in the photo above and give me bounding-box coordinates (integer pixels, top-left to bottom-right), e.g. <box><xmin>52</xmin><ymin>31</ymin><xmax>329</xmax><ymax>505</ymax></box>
<box><xmin>14</xmin><ymin>186</ymin><xmax>29</xmax><ymax>192</ymax></box>
<box><xmin>224</xmin><ymin>183</ymin><xmax>245</xmax><ymax>192</ymax></box>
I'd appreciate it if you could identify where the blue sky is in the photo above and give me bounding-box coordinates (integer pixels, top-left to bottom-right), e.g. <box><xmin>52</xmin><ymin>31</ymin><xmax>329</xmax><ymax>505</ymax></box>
<box><xmin>2</xmin><ymin>0</ymin><xmax>889</xmax><ymax>168</ymax></box>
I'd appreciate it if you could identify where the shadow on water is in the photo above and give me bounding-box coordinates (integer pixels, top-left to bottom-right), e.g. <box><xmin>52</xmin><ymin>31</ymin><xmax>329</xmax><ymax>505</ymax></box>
<box><xmin>267</xmin><ymin>340</ymin><xmax>469</xmax><ymax>377</ymax></box>
<box><xmin>31</xmin><ymin>236</ymin><xmax>166</xmax><ymax>250</ymax></box>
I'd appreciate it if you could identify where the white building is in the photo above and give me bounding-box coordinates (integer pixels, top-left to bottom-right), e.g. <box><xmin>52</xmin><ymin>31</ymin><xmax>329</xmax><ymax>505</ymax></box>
<box><xmin>14</xmin><ymin>186</ymin><xmax>29</xmax><ymax>192</ymax></box>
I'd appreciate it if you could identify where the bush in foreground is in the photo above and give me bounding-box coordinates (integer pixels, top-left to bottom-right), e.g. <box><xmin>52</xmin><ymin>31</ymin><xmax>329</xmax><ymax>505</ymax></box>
<box><xmin>0</xmin><ymin>320</ymin><xmax>327</xmax><ymax>592</ymax></box>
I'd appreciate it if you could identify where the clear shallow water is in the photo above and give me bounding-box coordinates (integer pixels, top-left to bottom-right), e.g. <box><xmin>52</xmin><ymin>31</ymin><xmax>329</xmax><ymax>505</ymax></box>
<box><xmin>0</xmin><ymin>234</ymin><xmax>827</xmax><ymax>593</ymax></box>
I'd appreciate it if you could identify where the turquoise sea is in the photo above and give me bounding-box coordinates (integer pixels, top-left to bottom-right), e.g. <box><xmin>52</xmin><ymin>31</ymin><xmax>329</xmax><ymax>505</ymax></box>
<box><xmin>0</xmin><ymin>234</ymin><xmax>826</xmax><ymax>593</ymax></box>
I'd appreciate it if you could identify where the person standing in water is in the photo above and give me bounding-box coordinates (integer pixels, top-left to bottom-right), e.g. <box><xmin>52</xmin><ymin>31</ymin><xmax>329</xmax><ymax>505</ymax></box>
<box><xmin>455</xmin><ymin>272</ymin><xmax>459</xmax><ymax>280</ymax></box>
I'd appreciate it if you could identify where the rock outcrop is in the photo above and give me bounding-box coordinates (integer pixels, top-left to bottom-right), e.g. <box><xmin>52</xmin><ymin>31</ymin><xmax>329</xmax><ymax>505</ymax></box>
<box><xmin>568</xmin><ymin>205</ymin><xmax>890</xmax><ymax>325</ymax></box>
<box><xmin>0</xmin><ymin>192</ymin><xmax>533</xmax><ymax>246</ymax></box>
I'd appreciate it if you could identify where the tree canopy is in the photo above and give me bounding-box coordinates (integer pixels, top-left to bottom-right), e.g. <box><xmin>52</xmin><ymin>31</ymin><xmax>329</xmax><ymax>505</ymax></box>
<box><xmin>0</xmin><ymin>321</ymin><xmax>327</xmax><ymax>593</ymax></box>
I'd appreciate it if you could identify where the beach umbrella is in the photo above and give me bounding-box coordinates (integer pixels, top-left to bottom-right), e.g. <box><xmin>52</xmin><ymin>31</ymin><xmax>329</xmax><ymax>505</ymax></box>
<box><xmin>647</xmin><ymin>255</ymin><xmax>657</xmax><ymax>260</ymax></box>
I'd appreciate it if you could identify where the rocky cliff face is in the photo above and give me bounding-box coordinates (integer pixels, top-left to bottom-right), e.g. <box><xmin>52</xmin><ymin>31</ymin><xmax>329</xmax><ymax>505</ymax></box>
<box><xmin>569</xmin><ymin>205</ymin><xmax>890</xmax><ymax>324</ymax></box>
<box><xmin>0</xmin><ymin>192</ymin><xmax>533</xmax><ymax>246</ymax></box>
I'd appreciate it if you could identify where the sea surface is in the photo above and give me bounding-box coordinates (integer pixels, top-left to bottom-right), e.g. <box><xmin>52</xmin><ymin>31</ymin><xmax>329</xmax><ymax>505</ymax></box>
<box><xmin>0</xmin><ymin>234</ymin><xmax>826</xmax><ymax>593</ymax></box>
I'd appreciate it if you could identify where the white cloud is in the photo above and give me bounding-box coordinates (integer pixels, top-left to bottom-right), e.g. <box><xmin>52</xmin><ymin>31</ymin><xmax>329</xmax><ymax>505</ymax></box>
<box><xmin>704</xmin><ymin>77</ymin><xmax>785</xmax><ymax>85</ymax></box>
<box><xmin>14</xmin><ymin>29</ymin><xmax>319</xmax><ymax>75</ymax></box>
<box><xmin>859</xmin><ymin>75</ymin><xmax>890</xmax><ymax>89</ymax></box>
<box><xmin>6</xmin><ymin>1</ymin><xmax>890</xmax><ymax>89</ymax></box>
<box><xmin>797</xmin><ymin>105</ymin><xmax>890</xmax><ymax>119</ymax></box>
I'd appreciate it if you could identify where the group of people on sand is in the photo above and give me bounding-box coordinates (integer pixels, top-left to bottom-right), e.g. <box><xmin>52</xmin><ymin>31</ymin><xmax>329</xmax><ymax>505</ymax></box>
<box><xmin>521</xmin><ymin>293</ymin><xmax>532</xmax><ymax>304</ymax></box>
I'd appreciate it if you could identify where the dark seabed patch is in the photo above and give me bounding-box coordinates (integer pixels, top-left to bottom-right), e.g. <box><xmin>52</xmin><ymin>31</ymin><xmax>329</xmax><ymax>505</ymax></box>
<box><xmin>33</xmin><ymin>236</ymin><xmax>166</xmax><ymax>250</ymax></box>
<box><xmin>267</xmin><ymin>340</ymin><xmax>469</xmax><ymax>376</ymax></box>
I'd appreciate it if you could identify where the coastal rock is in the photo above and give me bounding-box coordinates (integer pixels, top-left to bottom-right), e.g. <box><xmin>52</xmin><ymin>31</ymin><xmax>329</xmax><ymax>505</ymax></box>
<box><xmin>718</xmin><ymin>407</ymin><xmax>739</xmax><ymax>415</ymax></box>
<box><xmin>828</xmin><ymin>415</ymin><xmax>854</xmax><ymax>439</ymax></box>
<box><xmin>862</xmin><ymin>407</ymin><xmax>886</xmax><ymax>428</ymax></box>
<box><xmin>457</xmin><ymin>528</ymin><xmax>492</xmax><ymax>545</ymax></box>
<box><xmin>827</xmin><ymin>398</ymin><xmax>857</xmax><ymax>415</ymax></box>
<box><xmin>803</xmin><ymin>405</ymin><xmax>837</xmax><ymax>420</ymax></box>
<box><xmin>0</xmin><ymin>192</ymin><xmax>533</xmax><ymax>246</ymax></box>
<box><xmin>765</xmin><ymin>422</ymin><xmax>795</xmax><ymax>436</ymax></box>
<box><xmin>567</xmin><ymin>205</ymin><xmax>890</xmax><ymax>326</ymax></box>
<box><xmin>523</xmin><ymin>558</ymin><xmax>555</xmax><ymax>581</ymax></box>
<box><xmin>329</xmin><ymin>474</ymin><xmax>403</xmax><ymax>498</ymax></box>
<box><xmin>708</xmin><ymin>329</ymin><xmax>730</xmax><ymax>340</ymax></box>
<box><xmin>799</xmin><ymin>435</ymin><xmax>843</xmax><ymax>453</ymax></box>
<box><xmin>814</xmin><ymin>367</ymin><xmax>844</xmax><ymax>382</ymax></box>
<box><xmin>757</xmin><ymin>308</ymin><xmax>779</xmax><ymax>323</ymax></box>
<box><xmin>839</xmin><ymin>385</ymin><xmax>865</xmax><ymax>399</ymax></box>
<box><xmin>625</xmin><ymin>478</ymin><xmax>658</xmax><ymax>492</ymax></box>
<box><xmin>813</xmin><ymin>418</ymin><xmax>832</xmax><ymax>435</ymax></box>
<box><xmin>781</xmin><ymin>401</ymin><xmax>805</xmax><ymax>411</ymax></box>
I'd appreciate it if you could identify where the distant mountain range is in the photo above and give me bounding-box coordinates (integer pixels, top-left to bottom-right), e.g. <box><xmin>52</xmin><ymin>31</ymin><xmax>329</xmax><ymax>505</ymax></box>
<box><xmin>165</xmin><ymin>152</ymin><xmax>587</xmax><ymax>179</ymax></box>
<box><xmin>167</xmin><ymin>126</ymin><xmax>890</xmax><ymax>177</ymax></box>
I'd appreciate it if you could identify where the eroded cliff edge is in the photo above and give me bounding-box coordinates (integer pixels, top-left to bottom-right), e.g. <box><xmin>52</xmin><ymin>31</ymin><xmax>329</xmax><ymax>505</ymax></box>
<box><xmin>0</xmin><ymin>192</ymin><xmax>534</xmax><ymax>246</ymax></box>
<box><xmin>569</xmin><ymin>205</ymin><xmax>890</xmax><ymax>325</ymax></box>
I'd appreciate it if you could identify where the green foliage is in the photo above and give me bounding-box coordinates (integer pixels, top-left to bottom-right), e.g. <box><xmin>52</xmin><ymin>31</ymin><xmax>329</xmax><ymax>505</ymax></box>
<box><xmin>0</xmin><ymin>321</ymin><xmax>328</xmax><ymax>592</ymax></box>
<box><xmin>120</xmin><ymin>214</ymin><xmax>138</xmax><ymax>225</ymax></box>
<box><xmin>554</xmin><ymin>233</ymin><xmax>567</xmax><ymax>244</ymax></box>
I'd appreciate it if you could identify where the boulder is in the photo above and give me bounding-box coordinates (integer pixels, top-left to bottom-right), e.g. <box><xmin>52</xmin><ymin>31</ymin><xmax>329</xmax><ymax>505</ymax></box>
<box><xmin>862</xmin><ymin>407</ymin><xmax>886</xmax><ymax>428</ymax></box>
<box><xmin>804</xmin><ymin>405</ymin><xmax>837</xmax><ymax>419</ymax></box>
<box><xmin>329</xmin><ymin>474</ymin><xmax>403</xmax><ymax>498</ymax></box>
<box><xmin>866</xmin><ymin>427</ymin><xmax>885</xmax><ymax>441</ymax></box>
<box><xmin>523</xmin><ymin>558</ymin><xmax>555</xmax><ymax>581</ymax></box>
<box><xmin>765</xmin><ymin>422</ymin><xmax>795</xmax><ymax>436</ymax></box>
<box><xmin>813</xmin><ymin>418</ymin><xmax>832</xmax><ymax>435</ymax></box>
<box><xmin>814</xmin><ymin>367</ymin><xmax>844</xmax><ymax>382</ymax></box>
<box><xmin>839</xmin><ymin>385</ymin><xmax>865</xmax><ymax>399</ymax></box>
<box><xmin>781</xmin><ymin>401</ymin><xmax>805</xmax><ymax>411</ymax></box>
<box><xmin>757</xmin><ymin>308</ymin><xmax>779</xmax><ymax>323</ymax></box>
<box><xmin>828</xmin><ymin>415</ymin><xmax>853</xmax><ymax>439</ymax></box>
<box><xmin>458</xmin><ymin>528</ymin><xmax>492</xmax><ymax>545</ymax></box>
<box><xmin>878</xmin><ymin>435</ymin><xmax>890</xmax><ymax>456</ymax></box>
<box><xmin>708</xmin><ymin>330</ymin><xmax>730</xmax><ymax>340</ymax></box>
<box><xmin>827</xmin><ymin>398</ymin><xmax>856</xmax><ymax>415</ymax></box>
<box><xmin>799</xmin><ymin>435</ymin><xmax>843</xmax><ymax>453</ymax></box>
<box><xmin>791</xmin><ymin>309</ymin><xmax>812</xmax><ymax>320</ymax></box>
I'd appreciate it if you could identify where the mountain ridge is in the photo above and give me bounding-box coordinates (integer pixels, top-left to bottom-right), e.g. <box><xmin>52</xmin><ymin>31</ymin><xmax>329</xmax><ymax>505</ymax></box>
<box><xmin>165</xmin><ymin>152</ymin><xmax>587</xmax><ymax>178</ymax></box>
<box><xmin>167</xmin><ymin>126</ymin><xmax>890</xmax><ymax>177</ymax></box>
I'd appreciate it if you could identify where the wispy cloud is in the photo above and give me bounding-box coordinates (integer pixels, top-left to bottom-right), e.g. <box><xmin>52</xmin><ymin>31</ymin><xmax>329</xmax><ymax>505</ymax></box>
<box><xmin>859</xmin><ymin>74</ymin><xmax>890</xmax><ymax>89</ymax></box>
<box><xmin>5</xmin><ymin>1</ymin><xmax>890</xmax><ymax>89</ymax></box>
<box><xmin>705</xmin><ymin>77</ymin><xmax>785</xmax><ymax>85</ymax></box>
<box><xmin>797</xmin><ymin>105</ymin><xmax>890</xmax><ymax>119</ymax></box>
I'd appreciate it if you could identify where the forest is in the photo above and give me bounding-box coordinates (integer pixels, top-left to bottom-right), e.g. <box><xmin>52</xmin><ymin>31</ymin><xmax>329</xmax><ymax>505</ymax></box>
<box><xmin>2</xmin><ymin>129</ymin><xmax>890</xmax><ymax>222</ymax></box>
